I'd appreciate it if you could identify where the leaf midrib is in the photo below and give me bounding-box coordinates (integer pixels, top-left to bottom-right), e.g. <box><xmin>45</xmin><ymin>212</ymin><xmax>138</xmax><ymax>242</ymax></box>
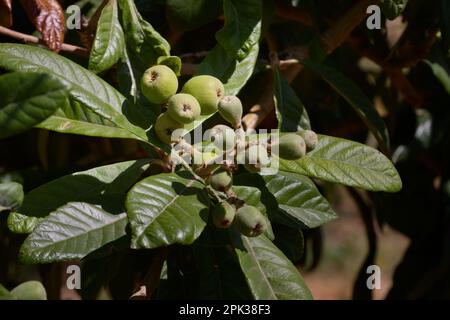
<box><xmin>136</xmin><ymin>177</ymin><xmax>197</xmax><ymax>240</ymax></box>
<box><xmin>26</xmin><ymin>210</ymin><xmax>126</xmax><ymax>255</ymax></box>
<box><xmin>243</xmin><ymin>237</ymin><xmax>277</xmax><ymax>300</ymax></box>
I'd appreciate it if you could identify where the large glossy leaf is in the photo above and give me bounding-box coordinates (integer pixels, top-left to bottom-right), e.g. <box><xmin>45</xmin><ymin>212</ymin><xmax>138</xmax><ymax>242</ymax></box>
<box><xmin>19</xmin><ymin>159</ymin><xmax>150</xmax><ymax>217</ymax></box>
<box><xmin>89</xmin><ymin>0</ymin><xmax>125</xmax><ymax>73</ymax></box>
<box><xmin>216</xmin><ymin>0</ymin><xmax>262</xmax><ymax>61</ymax></box>
<box><xmin>232</xmin><ymin>185</ymin><xmax>274</xmax><ymax>240</ymax></box>
<box><xmin>7</xmin><ymin>212</ymin><xmax>43</xmax><ymax>234</ymax></box>
<box><xmin>279</xmin><ymin>135</ymin><xmax>402</xmax><ymax>192</ymax></box>
<box><xmin>273</xmin><ymin>66</ymin><xmax>311</xmax><ymax>132</ymax></box>
<box><xmin>166</xmin><ymin>0</ymin><xmax>222</xmax><ymax>32</ymax></box>
<box><xmin>264</xmin><ymin>172</ymin><xmax>337</xmax><ymax>229</ymax></box>
<box><xmin>0</xmin><ymin>72</ymin><xmax>69</xmax><ymax>139</ymax></box>
<box><xmin>0</xmin><ymin>182</ymin><xmax>24</xmax><ymax>211</ymax></box>
<box><xmin>37</xmin><ymin>100</ymin><xmax>138</xmax><ymax>139</ymax></box>
<box><xmin>198</xmin><ymin>0</ymin><xmax>261</xmax><ymax>96</ymax></box>
<box><xmin>234</xmin><ymin>234</ymin><xmax>312</xmax><ymax>300</ymax></box>
<box><xmin>119</xmin><ymin>0</ymin><xmax>170</xmax><ymax>61</ymax></box>
<box><xmin>198</xmin><ymin>43</ymin><xmax>260</xmax><ymax>96</ymax></box>
<box><xmin>19</xmin><ymin>202</ymin><xmax>128</xmax><ymax>263</ymax></box>
<box><xmin>301</xmin><ymin>60</ymin><xmax>390</xmax><ymax>155</ymax></box>
<box><xmin>126</xmin><ymin>172</ymin><xmax>209</xmax><ymax>249</ymax></box>
<box><xmin>0</xmin><ymin>44</ymin><xmax>148</xmax><ymax>141</ymax></box>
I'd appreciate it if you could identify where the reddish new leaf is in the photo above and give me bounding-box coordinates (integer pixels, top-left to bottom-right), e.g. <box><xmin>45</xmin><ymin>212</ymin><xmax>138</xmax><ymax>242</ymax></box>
<box><xmin>20</xmin><ymin>0</ymin><xmax>65</xmax><ymax>52</ymax></box>
<box><xmin>0</xmin><ymin>0</ymin><xmax>13</xmax><ymax>27</ymax></box>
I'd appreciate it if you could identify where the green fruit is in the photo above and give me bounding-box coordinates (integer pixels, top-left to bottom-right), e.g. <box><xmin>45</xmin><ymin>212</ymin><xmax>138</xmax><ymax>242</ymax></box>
<box><xmin>167</xmin><ymin>93</ymin><xmax>201</xmax><ymax>124</ymax></box>
<box><xmin>245</xmin><ymin>144</ymin><xmax>270</xmax><ymax>166</ymax></box>
<box><xmin>154</xmin><ymin>112</ymin><xmax>185</xmax><ymax>144</ymax></box>
<box><xmin>211</xmin><ymin>201</ymin><xmax>236</xmax><ymax>228</ymax></box>
<box><xmin>218</xmin><ymin>96</ymin><xmax>243</xmax><ymax>127</ymax></box>
<box><xmin>182</xmin><ymin>75</ymin><xmax>225</xmax><ymax>114</ymax></box>
<box><xmin>10</xmin><ymin>281</ymin><xmax>47</xmax><ymax>300</ymax></box>
<box><xmin>235</xmin><ymin>205</ymin><xmax>267</xmax><ymax>237</ymax></box>
<box><xmin>297</xmin><ymin>129</ymin><xmax>318</xmax><ymax>151</ymax></box>
<box><xmin>141</xmin><ymin>65</ymin><xmax>178</xmax><ymax>104</ymax></box>
<box><xmin>273</xmin><ymin>134</ymin><xmax>306</xmax><ymax>160</ymax></box>
<box><xmin>207</xmin><ymin>124</ymin><xmax>236</xmax><ymax>152</ymax></box>
<box><xmin>206</xmin><ymin>168</ymin><xmax>232</xmax><ymax>191</ymax></box>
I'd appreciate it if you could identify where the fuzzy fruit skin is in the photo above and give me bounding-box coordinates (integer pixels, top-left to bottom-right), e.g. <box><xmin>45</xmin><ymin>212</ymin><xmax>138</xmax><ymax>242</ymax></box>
<box><xmin>218</xmin><ymin>96</ymin><xmax>243</xmax><ymax>127</ymax></box>
<box><xmin>206</xmin><ymin>169</ymin><xmax>232</xmax><ymax>191</ymax></box>
<box><xmin>207</xmin><ymin>124</ymin><xmax>236</xmax><ymax>152</ymax></box>
<box><xmin>235</xmin><ymin>205</ymin><xmax>267</xmax><ymax>237</ymax></box>
<box><xmin>181</xmin><ymin>75</ymin><xmax>225</xmax><ymax>114</ymax></box>
<box><xmin>141</xmin><ymin>65</ymin><xmax>178</xmax><ymax>104</ymax></box>
<box><xmin>154</xmin><ymin>112</ymin><xmax>184</xmax><ymax>144</ymax></box>
<box><xmin>297</xmin><ymin>129</ymin><xmax>318</xmax><ymax>151</ymax></box>
<box><xmin>273</xmin><ymin>134</ymin><xmax>306</xmax><ymax>160</ymax></box>
<box><xmin>211</xmin><ymin>201</ymin><xmax>236</xmax><ymax>228</ymax></box>
<box><xmin>246</xmin><ymin>144</ymin><xmax>270</xmax><ymax>166</ymax></box>
<box><xmin>10</xmin><ymin>281</ymin><xmax>47</xmax><ymax>300</ymax></box>
<box><xmin>167</xmin><ymin>93</ymin><xmax>201</xmax><ymax>124</ymax></box>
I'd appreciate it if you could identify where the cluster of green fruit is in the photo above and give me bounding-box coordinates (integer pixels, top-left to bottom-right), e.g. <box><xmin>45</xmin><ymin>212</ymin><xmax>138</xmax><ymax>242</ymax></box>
<box><xmin>141</xmin><ymin>64</ymin><xmax>242</xmax><ymax>145</ymax></box>
<box><xmin>140</xmin><ymin>64</ymin><xmax>318</xmax><ymax>237</ymax></box>
<box><xmin>207</xmin><ymin>169</ymin><xmax>268</xmax><ymax>237</ymax></box>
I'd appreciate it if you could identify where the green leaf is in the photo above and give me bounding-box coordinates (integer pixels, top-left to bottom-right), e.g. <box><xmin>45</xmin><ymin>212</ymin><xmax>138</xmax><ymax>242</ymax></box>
<box><xmin>233</xmin><ymin>234</ymin><xmax>312</xmax><ymax>300</ymax></box>
<box><xmin>273</xmin><ymin>66</ymin><xmax>311</xmax><ymax>131</ymax></box>
<box><xmin>0</xmin><ymin>72</ymin><xmax>69</xmax><ymax>139</ymax></box>
<box><xmin>278</xmin><ymin>135</ymin><xmax>402</xmax><ymax>192</ymax></box>
<box><xmin>0</xmin><ymin>44</ymin><xmax>148</xmax><ymax>142</ymax></box>
<box><xmin>300</xmin><ymin>60</ymin><xmax>390</xmax><ymax>155</ymax></box>
<box><xmin>0</xmin><ymin>182</ymin><xmax>24</xmax><ymax>211</ymax></box>
<box><xmin>232</xmin><ymin>185</ymin><xmax>274</xmax><ymax>240</ymax></box>
<box><xmin>89</xmin><ymin>0</ymin><xmax>125</xmax><ymax>73</ymax></box>
<box><xmin>119</xmin><ymin>0</ymin><xmax>170</xmax><ymax>61</ymax></box>
<box><xmin>166</xmin><ymin>0</ymin><xmax>222</xmax><ymax>32</ymax></box>
<box><xmin>126</xmin><ymin>172</ymin><xmax>209</xmax><ymax>249</ymax></box>
<box><xmin>0</xmin><ymin>284</ymin><xmax>15</xmax><ymax>300</ymax></box>
<box><xmin>19</xmin><ymin>159</ymin><xmax>151</xmax><ymax>218</ymax></box>
<box><xmin>264</xmin><ymin>172</ymin><xmax>337</xmax><ymax>229</ymax></box>
<box><xmin>37</xmin><ymin>100</ymin><xmax>140</xmax><ymax>139</ymax></box>
<box><xmin>216</xmin><ymin>0</ymin><xmax>262</xmax><ymax>61</ymax></box>
<box><xmin>157</xmin><ymin>55</ymin><xmax>182</xmax><ymax>76</ymax></box>
<box><xmin>20</xmin><ymin>202</ymin><xmax>128</xmax><ymax>264</ymax></box>
<box><xmin>379</xmin><ymin>0</ymin><xmax>408</xmax><ymax>19</ymax></box>
<box><xmin>198</xmin><ymin>43</ymin><xmax>260</xmax><ymax>96</ymax></box>
<box><xmin>7</xmin><ymin>212</ymin><xmax>43</xmax><ymax>234</ymax></box>
<box><xmin>198</xmin><ymin>0</ymin><xmax>261</xmax><ymax>96</ymax></box>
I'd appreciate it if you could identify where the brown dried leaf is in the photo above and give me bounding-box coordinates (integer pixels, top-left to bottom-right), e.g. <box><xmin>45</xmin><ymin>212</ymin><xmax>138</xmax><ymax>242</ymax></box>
<box><xmin>0</xmin><ymin>0</ymin><xmax>13</xmax><ymax>27</ymax></box>
<box><xmin>20</xmin><ymin>0</ymin><xmax>65</xmax><ymax>52</ymax></box>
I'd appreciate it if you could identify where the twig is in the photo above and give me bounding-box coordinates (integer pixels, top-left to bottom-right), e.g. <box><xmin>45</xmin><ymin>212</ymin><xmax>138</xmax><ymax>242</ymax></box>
<box><xmin>0</xmin><ymin>26</ymin><xmax>89</xmax><ymax>57</ymax></box>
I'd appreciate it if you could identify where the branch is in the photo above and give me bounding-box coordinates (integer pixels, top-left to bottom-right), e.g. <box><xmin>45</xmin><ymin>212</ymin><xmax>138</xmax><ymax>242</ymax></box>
<box><xmin>0</xmin><ymin>26</ymin><xmax>89</xmax><ymax>57</ymax></box>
